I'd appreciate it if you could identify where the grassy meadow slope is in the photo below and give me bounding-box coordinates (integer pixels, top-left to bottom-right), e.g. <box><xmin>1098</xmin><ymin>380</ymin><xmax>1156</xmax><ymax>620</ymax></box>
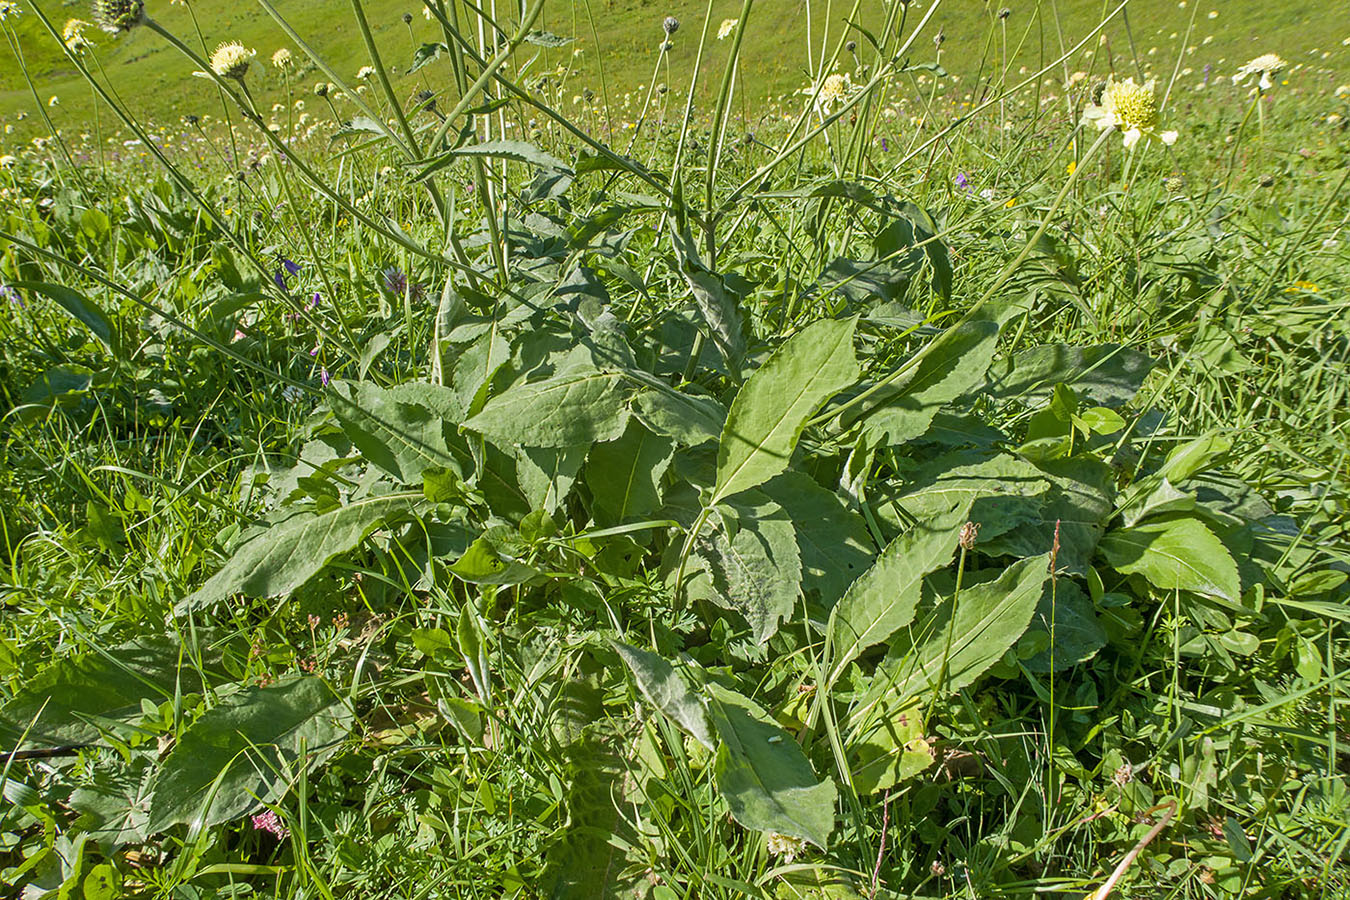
<box><xmin>2</xmin><ymin>0</ymin><xmax>1346</xmax><ymax>146</ymax></box>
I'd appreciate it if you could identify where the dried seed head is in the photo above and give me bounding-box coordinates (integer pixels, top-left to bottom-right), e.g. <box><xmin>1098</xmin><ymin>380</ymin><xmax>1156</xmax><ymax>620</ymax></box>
<box><xmin>662</xmin><ymin>15</ymin><xmax>679</xmax><ymax>35</ymax></box>
<box><xmin>999</xmin><ymin>7</ymin><xmax>1011</xmax><ymax>19</ymax></box>
<box><xmin>958</xmin><ymin>521</ymin><xmax>980</xmax><ymax>550</ymax></box>
<box><xmin>93</xmin><ymin>0</ymin><xmax>145</xmax><ymax>33</ymax></box>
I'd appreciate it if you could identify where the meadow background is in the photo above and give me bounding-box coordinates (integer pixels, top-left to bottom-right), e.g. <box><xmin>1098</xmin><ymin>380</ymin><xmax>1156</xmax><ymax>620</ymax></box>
<box><xmin>0</xmin><ymin>0</ymin><xmax>1348</xmax><ymax>897</ymax></box>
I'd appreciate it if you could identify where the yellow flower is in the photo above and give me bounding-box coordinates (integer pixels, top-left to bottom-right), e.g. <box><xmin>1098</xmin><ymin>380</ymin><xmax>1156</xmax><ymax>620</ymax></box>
<box><xmin>1232</xmin><ymin>54</ymin><xmax>1286</xmax><ymax>91</ymax></box>
<box><xmin>210</xmin><ymin>41</ymin><xmax>255</xmax><ymax>80</ymax></box>
<box><xmin>1285</xmin><ymin>281</ymin><xmax>1319</xmax><ymax>293</ymax></box>
<box><xmin>271</xmin><ymin>48</ymin><xmax>293</xmax><ymax>70</ymax></box>
<box><xmin>1004</xmin><ymin>197</ymin><xmax>1017</xmax><ymax>208</ymax></box>
<box><xmin>1081</xmin><ymin>77</ymin><xmax>1177</xmax><ymax>150</ymax></box>
<box><xmin>1067</xmin><ymin>160</ymin><xmax>1077</xmax><ymax>175</ymax></box>
<box><xmin>799</xmin><ymin>71</ymin><xmax>856</xmax><ymax>116</ymax></box>
<box><xmin>717</xmin><ymin>18</ymin><xmax>738</xmax><ymax>40</ymax></box>
<box><xmin>62</xmin><ymin>19</ymin><xmax>96</xmax><ymax>54</ymax></box>
<box><xmin>0</xmin><ymin>0</ymin><xmax>20</xmax><ymax>21</ymax></box>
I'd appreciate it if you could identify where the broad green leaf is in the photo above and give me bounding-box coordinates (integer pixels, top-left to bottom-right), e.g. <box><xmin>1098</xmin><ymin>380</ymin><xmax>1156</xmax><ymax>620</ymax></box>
<box><xmin>612</xmin><ymin>642</ymin><xmax>714</xmax><ymax>750</ymax></box>
<box><xmin>671</xmin><ymin>226</ymin><xmax>745</xmax><ymax>371</ymax></box>
<box><xmin>827</xmin><ymin>499</ymin><xmax>972</xmax><ymax>684</ymax></box>
<box><xmin>0</xmin><ymin>638</ymin><xmax>209</xmax><ymax>750</ymax></box>
<box><xmin>714</xmin><ymin>317</ymin><xmax>859</xmax><ymax>505</ymax></box>
<box><xmin>690</xmin><ymin>497</ymin><xmax>802</xmax><ymax>644</ymax></box>
<box><xmin>516</xmin><ymin>444</ymin><xmax>588</xmax><ymax>514</ymax></box>
<box><xmin>761</xmin><ymin>472</ymin><xmax>874</xmax><ymax>606</ymax></box>
<box><xmin>977</xmin><ymin>457</ymin><xmax>1115</xmax><ymax>575</ymax></box>
<box><xmin>147</xmin><ymin>677</ymin><xmax>353</xmax><ymax>833</ymax></box>
<box><xmin>706</xmin><ymin>683</ymin><xmax>836</xmax><ymax>849</ymax></box>
<box><xmin>463</xmin><ymin>368</ymin><xmax>629</xmax><ymax>448</ymax></box>
<box><xmin>178</xmin><ymin>496</ymin><xmax>418</xmax><ymax>613</ymax></box>
<box><xmin>330</xmin><ymin>380</ymin><xmax>467</xmax><ymax>483</ymax></box>
<box><xmin>449</xmin><ymin>536</ymin><xmax>540</xmax><ymax>585</ymax></box>
<box><xmin>13</xmin><ymin>281</ymin><xmax>119</xmax><ymax>357</ymax></box>
<box><xmin>852</xmin><ymin>554</ymin><xmax>1051</xmax><ymax>734</ymax></box>
<box><xmin>450</xmin><ymin>140</ymin><xmax>572</xmax><ymax>173</ymax></box>
<box><xmin>875</xmin><ymin>450</ymin><xmax>1051</xmax><ymax>543</ymax></box>
<box><xmin>69</xmin><ymin>763</ymin><xmax>155</xmax><ymax>847</ymax></box>
<box><xmin>450</xmin><ymin>327</ymin><xmax>511</xmax><ymax>417</ymax></box>
<box><xmin>984</xmin><ymin>343</ymin><xmax>1155</xmax><ymax>407</ymax></box>
<box><xmin>848</xmin><ymin>698</ymin><xmax>932</xmax><ymax>795</ymax></box>
<box><xmin>633</xmin><ymin>388</ymin><xmax>726</xmax><ymax>446</ymax></box>
<box><xmin>585</xmin><ymin>419</ymin><xmax>674</xmax><ymax>520</ymax></box>
<box><xmin>1099</xmin><ymin>516</ymin><xmax>1240</xmax><ymax>601</ymax></box>
<box><xmin>1022</xmin><ymin>580</ymin><xmax>1107</xmax><ymax>673</ymax></box>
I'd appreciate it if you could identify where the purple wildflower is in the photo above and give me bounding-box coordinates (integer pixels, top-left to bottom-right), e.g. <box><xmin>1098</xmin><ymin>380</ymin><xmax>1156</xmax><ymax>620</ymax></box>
<box><xmin>381</xmin><ymin>265</ymin><xmax>408</xmax><ymax>296</ymax></box>
<box><xmin>954</xmin><ymin>172</ymin><xmax>970</xmax><ymax>191</ymax></box>
<box><xmin>274</xmin><ymin>257</ymin><xmax>300</xmax><ymax>290</ymax></box>
<box><xmin>879</xmin><ymin>136</ymin><xmax>889</xmax><ymax>152</ymax></box>
<box><xmin>309</xmin><ymin>291</ymin><xmax>321</xmax><ymax>309</ymax></box>
<box><xmin>251</xmin><ymin>810</ymin><xmax>289</xmax><ymax>839</ymax></box>
<box><xmin>320</xmin><ymin>367</ymin><xmax>330</xmax><ymax>387</ymax></box>
<box><xmin>0</xmin><ymin>284</ymin><xmax>21</xmax><ymax>308</ymax></box>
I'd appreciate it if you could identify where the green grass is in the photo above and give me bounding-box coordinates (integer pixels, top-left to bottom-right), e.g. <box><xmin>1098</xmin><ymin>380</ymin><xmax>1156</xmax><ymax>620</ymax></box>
<box><xmin>1</xmin><ymin>0</ymin><xmax>1348</xmax><ymax>897</ymax></box>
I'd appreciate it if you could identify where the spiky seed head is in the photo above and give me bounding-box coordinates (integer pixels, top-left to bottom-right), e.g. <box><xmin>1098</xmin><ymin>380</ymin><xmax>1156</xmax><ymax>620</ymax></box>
<box><xmin>210</xmin><ymin>41</ymin><xmax>255</xmax><ymax>80</ymax></box>
<box><xmin>93</xmin><ymin>0</ymin><xmax>145</xmax><ymax>33</ymax></box>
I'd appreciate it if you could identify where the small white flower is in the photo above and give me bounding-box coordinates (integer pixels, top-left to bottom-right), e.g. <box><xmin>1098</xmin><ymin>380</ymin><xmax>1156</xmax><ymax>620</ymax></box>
<box><xmin>766</xmin><ymin>832</ymin><xmax>808</xmax><ymax>864</ymax></box>
<box><xmin>1081</xmin><ymin>76</ymin><xmax>1178</xmax><ymax>150</ymax></box>
<box><xmin>357</xmin><ymin>65</ymin><xmax>376</xmax><ymax>80</ymax></box>
<box><xmin>717</xmin><ymin>18</ymin><xmax>738</xmax><ymax>40</ymax></box>
<box><xmin>282</xmin><ymin>385</ymin><xmax>304</xmax><ymax>404</ymax></box>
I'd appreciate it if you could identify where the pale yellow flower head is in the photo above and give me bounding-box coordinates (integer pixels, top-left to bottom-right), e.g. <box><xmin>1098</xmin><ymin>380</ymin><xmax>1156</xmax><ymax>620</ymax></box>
<box><xmin>766</xmin><ymin>832</ymin><xmax>808</xmax><ymax>864</ymax></box>
<box><xmin>799</xmin><ymin>71</ymin><xmax>856</xmax><ymax>117</ymax></box>
<box><xmin>0</xmin><ymin>1</ymin><xmax>21</xmax><ymax>22</ymax></box>
<box><xmin>717</xmin><ymin>18</ymin><xmax>738</xmax><ymax>40</ymax></box>
<box><xmin>1081</xmin><ymin>77</ymin><xmax>1177</xmax><ymax>149</ymax></box>
<box><xmin>63</xmin><ymin>19</ymin><xmax>96</xmax><ymax>54</ymax></box>
<box><xmin>1232</xmin><ymin>53</ymin><xmax>1287</xmax><ymax>90</ymax></box>
<box><xmin>271</xmin><ymin>48</ymin><xmax>293</xmax><ymax>70</ymax></box>
<box><xmin>211</xmin><ymin>42</ymin><xmax>255</xmax><ymax>80</ymax></box>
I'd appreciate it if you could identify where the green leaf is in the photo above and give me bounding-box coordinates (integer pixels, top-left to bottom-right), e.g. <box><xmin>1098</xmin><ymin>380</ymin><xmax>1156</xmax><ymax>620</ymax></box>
<box><xmin>1022</xmin><ymin>580</ymin><xmax>1106</xmax><ymax>673</ymax></box>
<box><xmin>1099</xmin><ymin>516</ymin><xmax>1240</xmax><ymax>601</ymax></box>
<box><xmin>0</xmin><ymin>638</ymin><xmax>208</xmax><ymax>750</ymax></box>
<box><xmin>178</xmin><ymin>496</ymin><xmax>418</xmax><ymax>614</ymax></box>
<box><xmin>977</xmin><ymin>457</ymin><xmax>1115</xmax><ymax>575</ymax></box>
<box><xmin>705</xmin><ymin>683</ymin><xmax>836</xmax><ymax>849</ymax></box>
<box><xmin>876</xmin><ymin>450</ymin><xmax>1051</xmax><ymax>543</ymax></box>
<box><xmin>612</xmin><ymin>642</ymin><xmax>714</xmax><ymax>750</ymax></box>
<box><xmin>690</xmin><ymin>497</ymin><xmax>802</xmax><ymax>644</ymax></box>
<box><xmin>714</xmin><ymin>317</ymin><xmax>859</xmax><ymax>505</ymax></box>
<box><xmin>450</xmin><ymin>140</ymin><xmax>572</xmax><ymax>174</ymax></box>
<box><xmin>13</xmin><ymin>281</ymin><xmax>119</xmax><ymax>357</ymax></box>
<box><xmin>671</xmin><ymin>226</ymin><xmax>746</xmax><ymax>371</ymax></box>
<box><xmin>585</xmin><ymin>419</ymin><xmax>674</xmax><ymax>520</ymax></box>
<box><xmin>984</xmin><ymin>343</ymin><xmax>1155</xmax><ymax>407</ymax></box>
<box><xmin>448</xmin><ymin>536</ymin><xmax>540</xmax><ymax>585</ymax></box>
<box><xmin>853</xmin><ymin>554</ymin><xmax>1051</xmax><ymax>732</ymax></box>
<box><xmin>330</xmin><ymin>380</ymin><xmax>467</xmax><ymax>483</ymax></box>
<box><xmin>147</xmin><ymin>677</ymin><xmax>353</xmax><ymax>833</ymax></box>
<box><xmin>463</xmin><ymin>368</ymin><xmax>629</xmax><ymax>448</ymax></box>
<box><xmin>828</xmin><ymin>500</ymin><xmax>971</xmax><ymax>684</ymax></box>
<box><xmin>523</xmin><ymin>29</ymin><xmax>574</xmax><ymax>47</ymax></box>
<box><xmin>69</xmin><ymin>763</ymin><xmax>155</xmax><ymax>847</ymax></box>
<box><xmin>761</xmin><ymin>472</ymin><xmax>874</xmax><ymax>606</ymax></box>
<box><xmin>633</xmin><ymin>388</ymin><xmax>726</xmax><ymax>446</ymax></box>
<box><xmin>848</xmin><ymin>698</ymin><xmax>932</xmax><ymax>795</ymax></box>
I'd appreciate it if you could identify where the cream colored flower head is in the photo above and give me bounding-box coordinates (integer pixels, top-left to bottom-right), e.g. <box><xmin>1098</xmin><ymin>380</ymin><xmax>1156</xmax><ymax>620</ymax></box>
<box><xmin>271</xmin><ymin>48</ymin><xmax>293</xmax><ymax>70</ymax></box>
<box><xmin>211</xmin><ymin>42</ymin><xmax>255</xmax><ymax>80</ymax></box>
<box><xmin>717</xmin><ymin>18</ymin><xmax>738</xmax><ymax>40</ymax></box>
<box><xmin>0</xmin><ymin>1</ymin><xmax>21</xmax><ymax>22</ymax></box>
<box><xmin>766</xmin><ymin>832</ymin><xmax>808</xmax><ymax>864</ymax></box>
<box><xmin>800</xmin><ymin>71</ymin><xmax>856</xmax><ymax>116</ymax></box>
<box><xmin>1081</xmin><ymin>77</ymin><xmax>1177</xmax><ymax>150</ymax></box>
<box><xmin>357</xmin><ymin>65</ymin><xmax>376</xmax><ymax>80</ymax></box>
<box><xmin>63</xmin><ymin>19</ymin><xmax>96</xmax><ymax>54</ymax></box>
<box><xmin>1232</xmin><ymin>53</ymin><xmax>1287</xmax><ymax>90</ymax></box>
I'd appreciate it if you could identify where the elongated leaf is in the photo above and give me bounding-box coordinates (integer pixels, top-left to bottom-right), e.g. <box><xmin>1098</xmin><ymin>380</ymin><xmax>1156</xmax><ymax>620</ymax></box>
<box><xmin>671</xmin><ymin>226</ymin><xmax>745</xmax><ymax>371</ymax></box>
<box><xmin>612</xmin><ymin>642</ymin><xmax>714</xmax><ymax>749</ymax></box>
<box><xmin>853</xmin><ymin>554</ymin><xmax>1051</xmax><ymax>735</ymax></box>
<box><xmin>714</xmin><ymin>317</ymin><xmax>859</xmax><ymax>505</ymax></box>
<box><xmin>1023</xmin><ymin>581</ymin><xmax>1106</xmax><ymax>673</ymax></box>
<box><xmin>0</xmin><ymin>638</ymin><xmax>208</xmax><ymax>750</ymax></box>
<box><xmin>876</xmin><ymin>450</ymin><xmax>1050</xmax><ymax>543</ymax></box>
<box><xmin>451</xmin><ymin>140</ymin><xmax>571</xmax><ymax>173</ymax></box>
<box><xmin>828</xmin><ymin>499</ymin><xmax>972</xmax><ymax>684</ymax></box>
<box><xmin>1099</xmin><ymin>516</ymin><xmax>1239</xmax><ymax>601</ymax></box>
<box><xmin>14</xmin><ymin>281</ymin><xmax>118</xmax><ymax>357</ymax></box>
<box><xmin>147</xmin><ymin>677</ymin><xmax>353</xmax><ymax>833</ymax></box>
<box><xmin>706</xmin><ymin>683</ymin><xmax>836</xmax><ymax>848</ymax></box>
<box><xmin>848</xmin><ymin>697</ymin><xmax>932</xmax><ymax>795</ymax></box>
<box><xmin>330</xmin><ymin>380</ymin><xmax>467</xmax><ymax>483</ymax></box>
<box><xmin>586</xmin><ymin>419</ymin><xmax>674</xmax><ymax>520</ymax></box>
<box><xmin>984</xmin><ymin>343</ymin><xmax>1155</xmax><ymax>407</ymax></box>
<box><xmin>463</xmin><ymin>368</ymin><xmax>629</xmax><ymax>448</ymax></box>
<box><xmin>178</xmin><ymin>496</ymin><xmax>418</xmax><ymax>613</ymax></box>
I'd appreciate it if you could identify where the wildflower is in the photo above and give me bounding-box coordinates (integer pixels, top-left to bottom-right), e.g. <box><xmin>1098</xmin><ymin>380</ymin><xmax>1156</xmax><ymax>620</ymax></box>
<box><xmin>309</xmin><ymin>291</ymin><xmax>321</xmax><ymax>309</ymax></box>
<box><xmin>423</xmin><ymin>7</ymin><xmax>432</xmax><ymax>19</ymax></box>
<box><xmin>766</xmin><ymin>832</ymin><xmax>808</xmax><ymax>864</ymax></box>
<box><xmin>1232</xmin><ymin>54</ymin><xmax>1287</xmax><ymax>91</ymax></box>
<box><xmin>271</xmin><ymin>48</ymin><xmax>293</xmax><ymax>70</ymax></box>
<box><xmin>251</xmin><ymin>810</ymin><xmax>290</xmax><ymax>839</ymax></box>
<box><xmin>0</xmin><ymin>1</ymin><xmax>21</xmax><ymax>22</ymax></box>
<box><xmin>93</xmin><ymin>0</ymin><xmax>144</xmax><ymax>33</ymax></box>
<box><xmin>320</xmin><ymin>367</ymin><xmax>330</xmax><ymax>387</ymax></box>
<box><xmin>662</xmin><ymin>15</ymin><xmax>679</xmax><ymax>35</ymax></box>
<box><xmin>211</xmin><ymin>42</ymin><xmax>255</xmax><ymax>81</ymax></box>
<box><xmin>63</xmin><ymin>19</ymin><xmax>96</xmax><ymax>54</ymax></box>
<box><xmin>954</xmin><ymin>171</ymin><xmax>970</xmax><ymax>191</ymax></box>
<box><xmin>1081</xmin><ymin>77</ymin><xmax>1178</xmax><ymax>150</ymax></box>
<box><xmin>717</xmin><ymin>18</ymin><xmax>738</xmax><ymax>40</ymax></box>
<box><xmin>800</xmin><ymin>71</ymin><xmax>856</xmax><ymax>116</ymax></box>
<box><xmin>314</xmin><ymin>81</ymin><xmax>330</xmax><ymax>98</ymax></box>
<box><xmin>1112</xmin><ymin>762</ymin><xmax>1134</xmax><ymax>787</ymax></box>
<box><xmin>357</xmin><ymin>65</ymin><xmax>376</xmax><ymax>80</ymax></box>
<box><xmin>282</xmin><ymin>385</ymin><xmax>304</xmax><ymax>404</ymax></box>
<box><xmin>0</xmin><ymin>156</ymin><xmax>16</xmax><ymax>169</ymax></box>
<box><xmin>0</xmin><ymin>284</ymin><xmax>21</xmax><ymax>306</ymax></box>
<box><xmin>48</xmin><ymin>96</ymin><xmax>59</xmax><ymax>107</ymax></box>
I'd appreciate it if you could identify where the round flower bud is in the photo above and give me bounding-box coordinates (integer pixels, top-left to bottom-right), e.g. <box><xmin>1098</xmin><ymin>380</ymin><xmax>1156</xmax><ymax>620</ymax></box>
<box><xmin>663</xmin><ymin>15</ymin><xmax>679</xmax><ymax>35</ymax></box>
